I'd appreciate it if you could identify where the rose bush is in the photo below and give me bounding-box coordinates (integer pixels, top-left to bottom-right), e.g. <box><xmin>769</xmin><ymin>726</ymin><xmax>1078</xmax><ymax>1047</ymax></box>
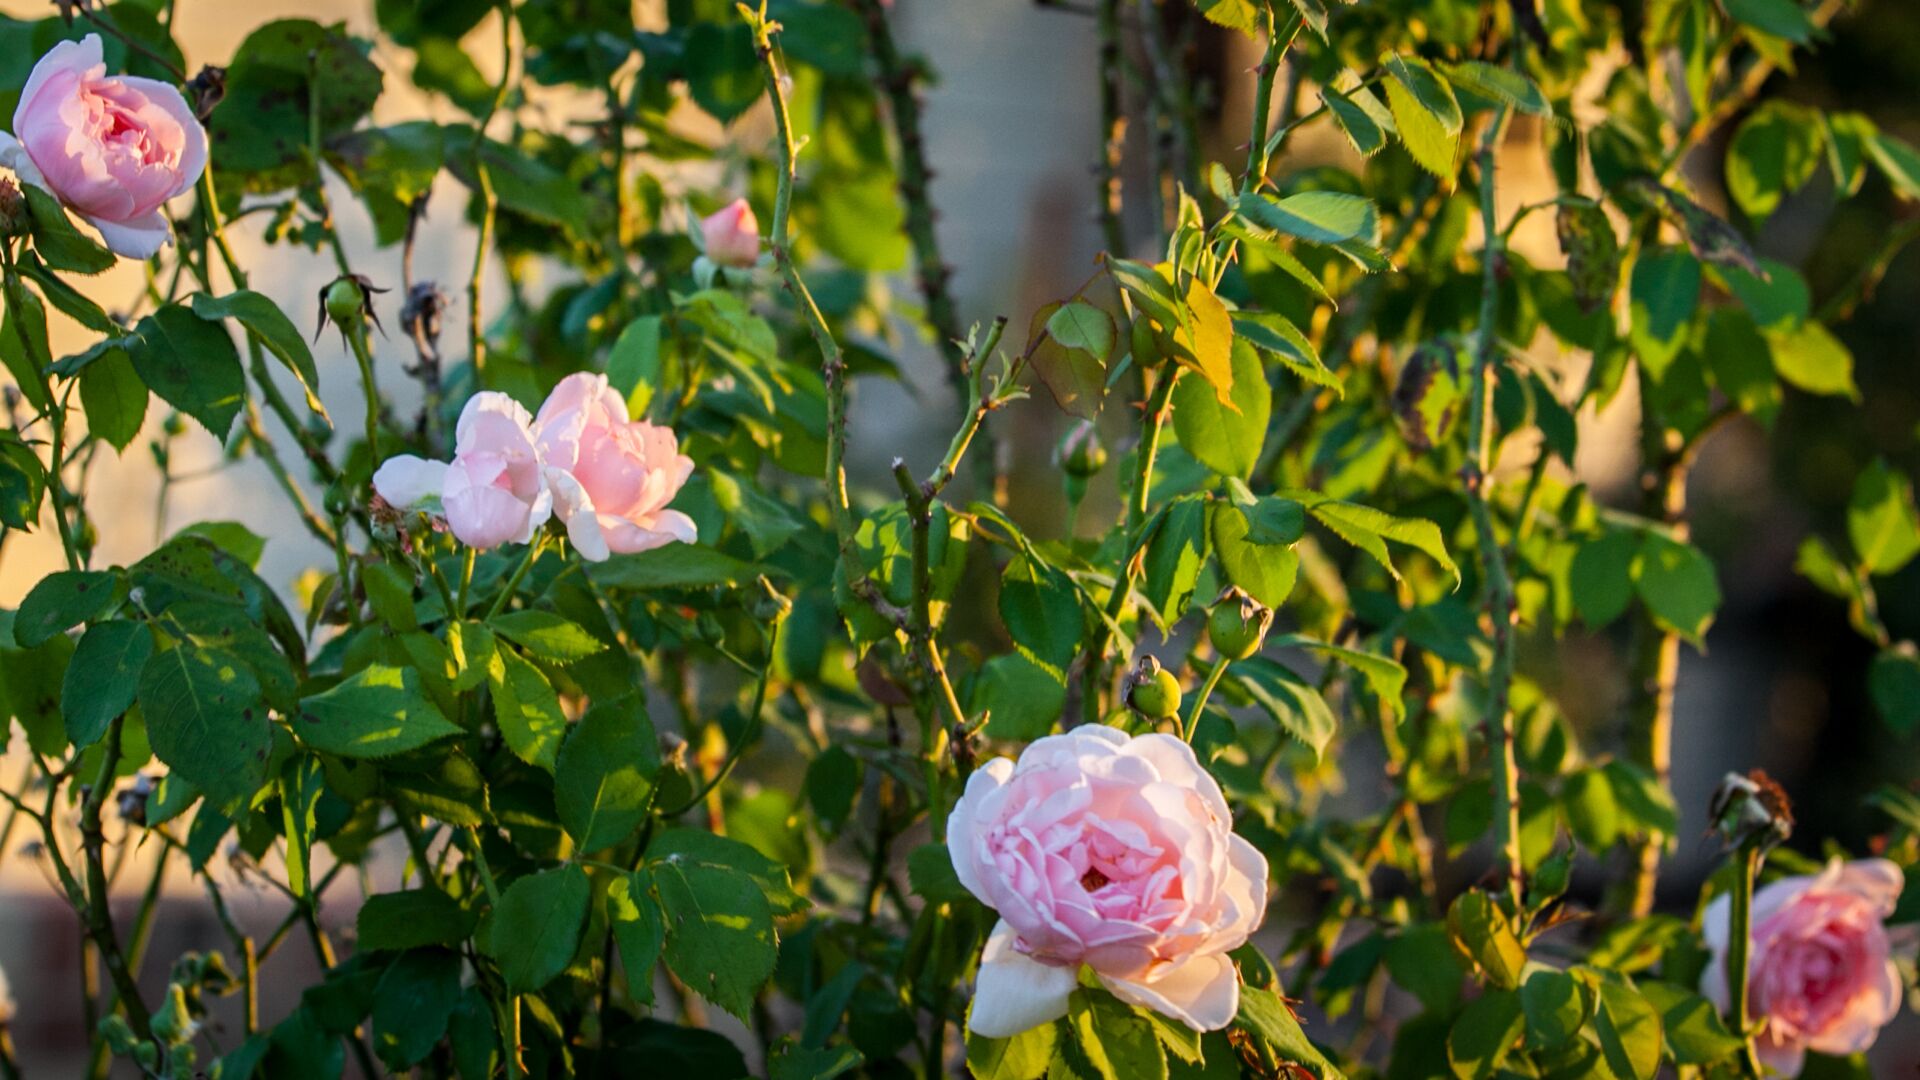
<box><xmin>0</xmin><ymin>0</ymin><xmax>1915</xmax><ymax>1078</ymax></box>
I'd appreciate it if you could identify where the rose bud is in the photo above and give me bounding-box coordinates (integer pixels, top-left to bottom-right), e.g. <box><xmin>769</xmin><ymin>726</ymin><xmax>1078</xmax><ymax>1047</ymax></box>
<box><xmin>1709</xmin><ymin>769</ymin><xmax>1794</xmax><ymax>854</ymax></box>
<box><xmin>701</xmin><ymin>198</ymin><xmax>761</xmax><ymax>269</ymax></box>
<box><xmin>0</xmin><ymin>178</ymin><xmax>23</xmax><ymax>238</ymax></box>
<box><xmin>1056</xmin><ymin>420</ymin><xmax>1109</xmax><ymax>478</ymax></box>
<box><xmin>1124</xmin><ymin>654</ymin><xmax>1182</xmax><ymax>720</ymax></box>
<box><xmin>1206</xmin><ymin>586</ymin><xmax>1273</xmax><ymax>661</ymax></box>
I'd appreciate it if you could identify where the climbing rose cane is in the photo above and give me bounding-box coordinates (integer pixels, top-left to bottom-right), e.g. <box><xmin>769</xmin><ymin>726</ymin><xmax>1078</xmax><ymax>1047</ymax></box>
<box><xmin>374</xmin><ymin>392</ymin><xmax>553</xmax><ymax>550</ymax></box>
<box><xmin>1701</xmin><ymin>858</ymin><xmax>1905</xmax><ymax>1077</ymax></box>
<box><xmin>534</xmin><ymin>372</ymin><xmax>696</xmax><ymax>562</ymax></box>
<box><xmin>0</xmin><ymin>35</ymin><xmax>207</xmax><ymax>259</ymax></box>
<box><xmin>947</xmin><ymin>725</ymin><xmax>1268</xmax><ymax>1037</ymax></box>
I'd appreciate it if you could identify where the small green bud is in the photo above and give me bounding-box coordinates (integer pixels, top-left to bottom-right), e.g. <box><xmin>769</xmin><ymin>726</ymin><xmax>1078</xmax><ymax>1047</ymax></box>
<box><xmin>316</xmin><ymin>274</ymin><xmax>389</xmax><ymax>344</ymax></box>
<box><xmin>1124</xmin><ymin>655</ymin><xmax>1182</xmax><ymax>720</ymax></box>
<box><xmin>1056</xmin><ymin>420</ymin><xmax>1109</xmax><ymax>479</ymax></box>
<box><xmin>98</xmin><ymin>1014</ymin><xmax>139</xmax><ymax>1054</ymax></box>
<box><xmin>1206</xmin><ymin>586</ymin><xmax>1273</xmax><ymax>661</ymax></box>
<box><xmin>151</xmin><ymin>984</ymin><xmax>195</xmax><ymax>1046</ymax></box>
<box><xmin>0</xmin><ymin>178</ymin><xmax>25</xmax><ymax>238</ymax></box>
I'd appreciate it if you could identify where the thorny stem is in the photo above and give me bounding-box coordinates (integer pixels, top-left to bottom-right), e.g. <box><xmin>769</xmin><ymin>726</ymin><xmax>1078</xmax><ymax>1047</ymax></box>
<box><xmin>1183</xmin><ymin>657</ymin><xmax>1230</xmax><ymax>742</ymax></box>
<box><xmin>1095</xmin><ymin>0</ymin><xmax>1127</xmax><ymax>253</ymax></box>
<box><xmin>1241</xmin><ymin>5</ymin><xmax>1304</xmax><ymax>193</ymax></box>
<box><xmin>749</xmin><ymin>7</ymin><xmax>902</xmax><ymax>626</ymax></box>
<box><xmin>850</xmin><ymin>0</ymin><xmax>968</xmax><ymax>405</ymax></box>
<box><xmin>1725</xmin><ymin>842</ymin><xmax>1765</xmax><ymax>1078</ymax></box>
<box><xmin>468</xmin><ymin>0</ymin><xmax>516</xmax><ymax>378</ymax></box>
<box><xmin>344</xmin><ymin>317</ymin><xmax>383</xmax><ymax>462</ymax></box>
<box><xmin>485</xmin><ymin>535</ymin><xmax>546</xmax><ymax>620</ymax></box>
<box><xmin>1079</xmin><ymin>366</ymin><xmax>1181</xmax><ymax>724</ymax></box>
<box><xmin>1467</xmin><ymin>108</ymin><xmax>1523</xmax><ymax>905</ymax></box>
<box><xmin>1</xmin><ymin>244</ymin><xmax>82</xmax><ymax>570</ymax></box>
<box><xmin>79</xmin><ymin>717</ymin><xmax>152</xmax><ymax>1041</ymax></box>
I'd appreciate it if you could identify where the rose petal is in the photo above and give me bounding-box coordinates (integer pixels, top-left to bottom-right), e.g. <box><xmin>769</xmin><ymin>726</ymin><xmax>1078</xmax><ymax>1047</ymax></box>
<box><xmin>966</xmin><ymin>921</ymin><xmax>1077</xmax><ymax>1039</ymax></box>
<box><xmin>1101</xmin><ymin>952</ymin><xmax>1240</xmax><ymax>1032</ymax></box>
<box><xmin>372</xmin><ymin>455</ymin><xmax>449</xmax><ymax>509</ymax></box>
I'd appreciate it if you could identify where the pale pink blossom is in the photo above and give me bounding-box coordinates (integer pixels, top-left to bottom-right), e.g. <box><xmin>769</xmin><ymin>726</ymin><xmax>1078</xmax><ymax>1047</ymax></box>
<box><xmin>1702</xmin><ymin>858</ymin><xmax>1905</xmax><ymax>1077</ymax></box>
<box><xmin>700</xmin><ymin>198</ymin><xmax>760</xmax><ymax>268</ymax></box>
<box><xmin>533</xmin><ymin>373</ymin><xmax>695</xmax><ymax>562</ymax></box>
<box><xmin>373</xmin><ymin>393</ymin><xmax>552</xmax><ymax>550</ymax></box>
<box><xmin>947</xmin><ymin>725</ymin><xmax>1269</xmax><ymax>1037</ymax></box>
<box><xmin>0</xmin><ymin>35</ymin><xmax>206</xmax><ymax>259</ymax></box>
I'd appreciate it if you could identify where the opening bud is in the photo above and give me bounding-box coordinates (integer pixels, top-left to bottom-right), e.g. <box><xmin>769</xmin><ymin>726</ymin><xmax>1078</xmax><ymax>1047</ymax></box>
<box><xmin>1708</xmin><ymin>769</ymin><xmax>1793</xmax><ymax>853</ymax></box>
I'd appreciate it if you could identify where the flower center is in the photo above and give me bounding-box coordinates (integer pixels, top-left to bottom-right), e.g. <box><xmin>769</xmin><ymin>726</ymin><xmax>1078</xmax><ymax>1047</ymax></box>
<box><xmin>1080</xmin><ymin>867</ymin><xmax>1110</xmax><ymax>892</ymax></box>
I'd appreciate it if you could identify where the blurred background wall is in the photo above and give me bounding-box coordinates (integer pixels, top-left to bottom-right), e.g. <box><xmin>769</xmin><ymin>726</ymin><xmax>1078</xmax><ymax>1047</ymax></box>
<box><xmin>0</xmin><ymin>0</ymin><xmax>1915</xmax><ymax>1073</ymax></box>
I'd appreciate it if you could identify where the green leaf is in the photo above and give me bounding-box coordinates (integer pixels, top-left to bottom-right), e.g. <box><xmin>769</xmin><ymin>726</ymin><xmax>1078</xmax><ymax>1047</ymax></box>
<box><xmin>1727</xmin><ymin>101</ymin><xmax>1825</xmax><ymax>223</ymax></box>
<box><xmin>590</xmin><ymin>544</ymin><xmax>763</xmax><ymax>590</ymax></box>
<box><xmin>907</xmin><ymin>842</ymin><xmax>972</xmax><ymax>904</ymax></box>
<box><xmin>128</xmin><ymin>304</ymin><xmax>247</xmax><ymax>439</ymax></box>
<box><xmin>138</xmin><ymin>644</ymin><xmax>270</xmax><ymax>811</ymax></box>
<box><xmin>1847</xmin><ymin>458</ymin><xmax>1920</xmax><ymax>576</ymax></box>
<box><xmin>685</xmin><ymin>22</ymin><xmax>763</xmax><ymax>121</ymax></box>
<box><xmin>1173</xmin><ymin>339</ymin><xmax>1269</xmax><ymax>479</ymax></box>
<box><xmin>1047</xmin><ymin>302</ymin><xmax>1118</xmax><ymax>363</ymax></box>
<box><xmin>1231</xmin><ymin>657</ymin><xmax>1337</xmax><ymax>760</ymax></box>
<box><xmin>21</xmin><ymin>184</ymin><xmax>115</xmax><ymax>274</ymax></box>
<box><xmin>1444</xmin><ymin>61</ymin><xmax>1549</xmax><ymax>115</ymax></box>
<box><xmin>999</xmin><ymin>555</ymin><xmax>1083</xmax><ymax>676</ymax></box>
<box><xmin>490</xmin><ymin>610</ymin><xmax>608</xmax><ymax>663</ymax></box>
<box><xmin>1384</xmin><ymin>924</ymin><xmax>1464</xmax><ymax>1013</ymax></box>
<box><xmin>555</xmin><ymin>697</ymin><xmax>660</xmax><ymax>852</ymax></box>
<box><xmin>652</xmin><ymin>857</ymin><xmax>777</xmax><ymax>1020</ymax></box>
<box><xmin>488</xmin><ymin>864</ymin><xmax>590</xmax><ymax>993</ymax></box>
<box><xmin>1704</xmin><ymin>309</ymin><xmax>1782</xmax><ymax>427</ymax></box>
<box><xmin>966</xmin><ymin>1022</ymin><xmax>1058</xmax><ymax>1080</ymax></box>
<box><xmin>16</xmin><ymin>569</ymin><xmax>119</xmax><ymax>647</ymax></box>
<box><xmin>489</xmin><ymin>647</ymin><xmax>568</xmax><ymax>771</ymax></box>
<box><xmin>1585</xmin><ymin>969</ymin><xmax>1663</xmax><ymax>1080</ymax></box>
<box><xmin>1636</xmin><ymin>980</ymin><xmax>1743</xmax><ymax>1065</ymax></box>
<box><xmin>1766</xmin><ymin>321</ymin><xmax>1857</xmax><ymax>399</ymax></box>
<box><xmin>1322</xmin><ymin>85</ymin><xmax>1393</xmax><ymax>157</ymax></box>
<box><xmin>1232</xmin><ymin>313</ymin><xmax>1342</xmax><ymax>396</ymax></box>
<box><xmin>1193</xmin><ymin>0</ymin><xmax>1262</xmax><ymax>36</ymax></box>
<box><xmin>647</xmin><ymin>828</ymin><xmax>807</xmax><ymax>916</ymax></box>
<box><xmin>214</xmin><ymin>19</ymin><xmax>383</xmax><ymax>189</ymax></box>
<box><xmin>370</xmin><ymin>948</ymin><xmax>463</xmax><ymax>1070</ymax></box>
<box><xmin>1446</xmin><ymin>890</ymin><xmax>1527</xmax><ymax>990</ymax></box>
<box><xmin>1211</xmin><ymin>502</ymin><xmax>1300</xmax><ymax>610</ymax></box>
<box><xmin>280</xmin><ymin>753</ymin><xmax>323</xmax><ymax>899</ymax></box>
<box><xmin>1382</xmin><ymin>54</ymin><xmax>1462</xmax><ymax>179</ymax></box>
<box><xmin>77</xmin><ymin>346</ymin><xmax>148</xmax><ymax>453</ymax></box>
<box><xmin>1027</xmin><ymin>301</ymin><xmax>1109</xmax><ymax>421</ymax></box>
<box><xmin>973</xmin><ymin>652</ymin><xmax>1067</xmax><ymax>741</ymax></box>
<box><xmin>1628</xmin><ymin>250</ymin><xmax>1701</xmax><ymax>379</ymax></box>
<box><xmin>1273</xmin><ymin>634</ymin><xmax>1408</xmax><ymax>722</ymax></box>
<box><xmin>1236</xmin><ymin>191</ymin><xmax>1381</xmax><ymax>248</ymax></box>
<box><xmin>1303</xmin><ymin>496</ymin><xmax>1459</xmax><ymax>586</ymax></box>
<box><xmin>608</xmin><ymin>314</ymin><xmax>664</xmax><ymax>414</ymax></box>
<box><xmin>357</xmin><ymin>889</ymin><xmax>478</xmax><ymax>952</ymax></box>
<box><xmin>62</xmin><ymin>620</ymin><xmax>152</xmax><ymax>748</ymax></box>
<box><xmin>1866</xmin><ymin>130</ymin><xmax>1920</xmax><ymax>200</ymax></box>
<box><xmin>295</xmin><ymin>665</ymin><xmax>461</xmax><ymax>758</ymax></box>
<box><xmin>768</xmin><ymin>1043</ymin><xmax>863</xmax><ymax>1080</ymax></box>
<box><xmin>1631</xmin><ymin>534</ymin><xmax>1721</xmax><ymax>644</ymax></box>
<box><xmin>1870</xmin><ymin>644</ymin><xmax>1920</xmax><ymax>737</ymax></box>
<box><xmin>1234</xmin><ymin>985</ymin><xmax>1344</xmax><ymax>1079</ymax></box>
<box><xmin>1520</xmin><ymin>968</ymin><xmax>1587</xmax><ymax>1050</ymax></box>
<box><xmin>361</xmin><ymin>562</ymin><xmax>418</xmax><ymax>632</ymax></box>
<box><xmin>191</xmin><ymin>291</ymin><xmax>330</xmax><ymax>423</ymax></box>
<box><xmin>1571</xmin><ymin>527</ymin><xmax>1639</xmax><ymax>627</ymax></box>
<box><xmin>608</xmin><ymin>870</ymin><xmax>666</xmax><ymax>1006</ymax></box>
<box><xmin>1140</xmin><ymin>497</ymin><xmax>1211</xmax><ymax>630</ymax></box>
<box><xmin>1555</xmin><ymin>201</ymin><xmax>1622</xmax><ymax>314</ymax></box>
<box><xmin>804</xmin><ymin>744</ymin><xmax>862</xmax><ymax>830</ymax></box>
<box><xmin>1446</xmin><ymin>989</ymin><xmax>1523</xmax><ymax>1079</ymax></box>
<box><xmin>1726</xmin><ymin>0</ymin><xmax>1817</xmax><ymax>44</ymax></box>
<box><xmin>1068</xmin><ymin>990</ymin><xmax>1167</xmax><ymax>1080</ymax></box>
<box><xmin>17</xmin><ymin>250</ymin><xmax>114</xmax><ymax>331</ymax></box>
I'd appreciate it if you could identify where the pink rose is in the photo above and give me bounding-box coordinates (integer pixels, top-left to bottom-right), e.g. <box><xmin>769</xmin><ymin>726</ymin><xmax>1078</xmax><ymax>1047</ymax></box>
<box><xmin>533</xmin><ymin>373</ymin><xmax>695</xmax><ymax>562</ymax></box>
<box><xmin>373</xmin><ymin>392</ymin><xmax>553</xmax><ymax>550</ymax></box>
<box><xmin>947</xmin><ymin>725</ymin><xmax>1269</xmax><ymax>1037</ymax></box>
<box><xmin>0</xmin><ymin>35</ymin><xmax>207</xmax><ymax>259</ymax></box>
<box><xmin>1702</xmin><ymin>858</ymin><xmax>1905</xmax><ymax>1077</ymax></box>
<box><xmin>700</xmin><ymin>198</ymin><xmax>760</xmax><ymax>268</ymax></box>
